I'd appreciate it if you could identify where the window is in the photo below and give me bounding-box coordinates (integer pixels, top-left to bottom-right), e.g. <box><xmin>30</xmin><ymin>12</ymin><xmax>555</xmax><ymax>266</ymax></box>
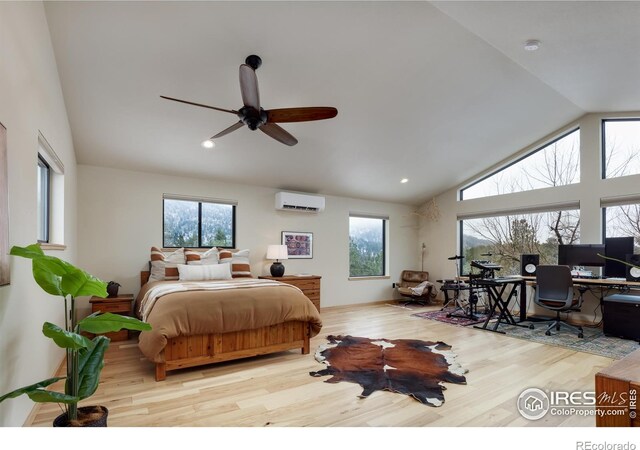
<box><xmin>461</xmin><ymin>128</ymin><xmax>580</xmax><ymax>200</ymax></box>
<box><xmin>163</xmin><ymin>196</ymin><xmax>235</xmax><ymax>248</ymax></box>
<box><xmin>36</xmin><ymin>133</ymin><xmax>65</xmax><ymax>247</ymax></box>
<box><xmin>349</xmin><ymin>215</ymin><xmax>386</xmax><ymax>277</ymax></box>
<box><xmin>602</xmin><ymin>119</ymin><xmax>640</xmax><ymax>179</ymax></box>
<box><xmin>460</xmin><ymin>208</ymin><xmax>580</xmax><ymax>276</ymax></box>
<box><xmin>603</xmin><ymin>203</ymin><xmax>640</xmax><ymax>249</ymax></box>
<box><xmin>37</xmin><ymin>155</ymin><xmax>50</xmax><ymax>243</ymax></box>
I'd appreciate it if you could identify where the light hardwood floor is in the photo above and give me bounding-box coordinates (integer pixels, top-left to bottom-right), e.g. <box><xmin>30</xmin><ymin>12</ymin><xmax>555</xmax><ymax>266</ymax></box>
<box><xmin>28</xmin><ymin>302</ymin><xmax>615</xmax><ymax>427</ymax></box>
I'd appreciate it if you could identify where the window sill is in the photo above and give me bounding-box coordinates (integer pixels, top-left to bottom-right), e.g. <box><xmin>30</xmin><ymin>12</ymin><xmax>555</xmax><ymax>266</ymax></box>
<box><xmin>348</xmin><ymin>276</ymin><xmax>390</xmax><ymax>281</ymax></box>
<box><xmin>40</xmin><ymin>243</ymin><xmax>67</xmax><ymax>251</ymax></box>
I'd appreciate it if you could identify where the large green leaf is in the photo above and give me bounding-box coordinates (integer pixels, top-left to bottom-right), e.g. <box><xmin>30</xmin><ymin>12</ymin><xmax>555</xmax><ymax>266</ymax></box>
<box><xmin>27</xmin><ymin>389</ymin><xmax>78</xmax><ymax>404</ymax></box>
<box><xmin>79</xmin><ymin>313</ymin><xmax>152</xmax><ymax>334</ymax></box>
<box><xmin>0</xmin><ymin>377</ymin><xmax>65</xmax><ymax>403</ymax></box>
<box><xmin>42</xmin><ymin>322</ymin><xmax>92</xmax><ymax>350</ymax></box>
<box><xmin>10</xmin><ymin>244</ymin><xmax>44</xmax><ymax>259</ymax></box>
<box><xmin>12</xmin><ymin>244</ymin><xmax>107</xmax><ymax>298</ymax></box>
<box><xmin>31</xmin><ymin>258</ymin><xmax>64</xmax><ymax>296</ymax></box>
<box><xmin>60</xmin><ymin>268</ymin><xmax>107</xmax><ymax>298</ymax></box>
<box><xmin>76</xmin><ymin>336</ymin><xmax>110</xmax><ymax>400</ymax></box>
<box><xmin>34</xmin><ymin>255</ymin><xmax>70</xmax><ymax>276</ymax></box>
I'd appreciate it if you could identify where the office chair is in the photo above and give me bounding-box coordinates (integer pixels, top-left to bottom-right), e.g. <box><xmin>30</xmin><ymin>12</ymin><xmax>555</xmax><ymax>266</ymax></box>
<box><xmin>396</xmin><ymin>270</ymin><xmax>434</xmax><ymax>306</ymax></box>
<box><xmin>533</xmin><ymin>265</ymin><xmax>586</xmax><ymax>338</ymax></box>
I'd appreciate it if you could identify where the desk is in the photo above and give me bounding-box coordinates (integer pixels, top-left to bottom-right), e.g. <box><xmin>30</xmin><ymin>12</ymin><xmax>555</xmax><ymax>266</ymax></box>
<box><xmin>521</xmin><ymin>275</ymin><xmax>640</xmax><ymax>290</ymax></box>
<box><xmin>520</xmin><ymin>276</ymin><xmax>640</xmax><ymax>319</ymax></box>
<box><xmin>472</xmin><ymin>277</ymin><xmax>528</xmax><ymax>334</ymax></box>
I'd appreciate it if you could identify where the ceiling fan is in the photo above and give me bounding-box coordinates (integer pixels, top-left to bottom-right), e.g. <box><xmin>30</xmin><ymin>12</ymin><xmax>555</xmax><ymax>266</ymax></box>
<box><xmin>161</xmin><ymin>55</ymin><xmax>338</xmax><ymax>147</ymax></box>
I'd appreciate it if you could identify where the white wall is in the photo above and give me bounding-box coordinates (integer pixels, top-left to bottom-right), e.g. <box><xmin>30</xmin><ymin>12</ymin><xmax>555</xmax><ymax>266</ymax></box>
<box><xmin>420</xmin><ymin>112</ymin><xmax>640</xmax><ymax>322</ymax></box>
<box><xmin>0</xmin><ymin>2</ymin><xmax>78</xmax><ymax>426</ymax></box>
<box><xmin>76</xmin><ymin>165</ymin><xmax>419</xmax><ymax>313</ymax></box>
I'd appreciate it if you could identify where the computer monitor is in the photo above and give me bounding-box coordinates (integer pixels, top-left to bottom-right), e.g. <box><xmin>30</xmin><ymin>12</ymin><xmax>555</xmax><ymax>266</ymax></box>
<box><xmin>604</xmin><ymin>236</ymin><xmax>635</xmax><ymax>278</ymax></box>
<box><xmin>557</xmin><ymin>244</ymin><xmax>606</xmax><ymax>268</ymax></box>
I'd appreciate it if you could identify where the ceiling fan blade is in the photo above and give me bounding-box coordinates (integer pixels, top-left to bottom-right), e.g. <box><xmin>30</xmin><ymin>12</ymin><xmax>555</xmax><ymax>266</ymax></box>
<box><xmin>211</xmin><ymin>121</ymin><xmax>244</xmax><ymax>139</ymax></box>
<box><xmin>239</xmin><ymin>64</ymin><xmax>260</xmax><ymax>110</ymax></box>
<box><xmin>267</xmin><ymin>107</ymin><xmax>338</xmax><ymax>123</ymax></box>
<box><xmin>259</xmin><ymin>123</ymin><xmax>298</xmax><ymax>146</ymax></box>
<box><xmin>160</xmin><ymin>96</ymin><xmax>237</xmax><ymax>114</ymax></box>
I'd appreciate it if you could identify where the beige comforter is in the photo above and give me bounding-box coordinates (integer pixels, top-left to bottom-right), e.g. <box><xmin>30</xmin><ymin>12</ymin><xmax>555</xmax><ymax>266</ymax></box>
<box><xmin>135</xmin><ymin>278</ymin><xmax>323</xmax><ymax>363</ymax></box>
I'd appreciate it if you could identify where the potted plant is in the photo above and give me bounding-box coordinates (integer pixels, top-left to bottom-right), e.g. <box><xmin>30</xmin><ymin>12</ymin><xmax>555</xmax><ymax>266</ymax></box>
<box><xmin>0</xmin><ymin>244</ymin><xmax>151</xmax><ymax>426</ymax></box>
<box><xmin>598</xmin><ymin>252</ymin><xmax>640</xmax><ymax>278</ymax></box>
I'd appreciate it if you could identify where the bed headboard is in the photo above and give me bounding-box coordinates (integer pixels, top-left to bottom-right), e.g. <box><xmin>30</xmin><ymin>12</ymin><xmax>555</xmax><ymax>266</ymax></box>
<box><xmin>140</xmin><ymin>248</ymin><xmax>239</xmax><ymax>287</ymax></box>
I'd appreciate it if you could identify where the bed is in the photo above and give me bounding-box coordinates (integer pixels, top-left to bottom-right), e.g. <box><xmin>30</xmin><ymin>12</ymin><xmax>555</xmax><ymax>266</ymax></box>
<box><xmin>136</xmin><ymin>269</ymin><xmax>323</xmax><ymax>381</ymax></box>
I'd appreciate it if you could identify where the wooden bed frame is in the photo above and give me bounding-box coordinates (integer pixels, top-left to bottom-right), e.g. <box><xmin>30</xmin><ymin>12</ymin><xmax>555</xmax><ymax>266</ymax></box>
<box><xmin>139</xmin><ymin>271</ymin><xmax>311</xmax><ymax>381</ymax></box>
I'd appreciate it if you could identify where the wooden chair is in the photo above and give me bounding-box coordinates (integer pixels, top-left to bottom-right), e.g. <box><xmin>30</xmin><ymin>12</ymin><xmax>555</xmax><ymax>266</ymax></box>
<box><xmin>396</xmin><ymin>270</ymin><xmax>434</xmax><ymax>306</ymax></box>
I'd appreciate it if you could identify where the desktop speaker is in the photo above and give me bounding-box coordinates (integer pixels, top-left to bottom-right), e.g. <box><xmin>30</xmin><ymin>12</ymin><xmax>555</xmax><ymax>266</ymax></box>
<box><xmin>520</xmin><ymin>254</ymin><xmax>540</xmax><ymax>276</ymax></box>
<box><xmin>626</xmin><ymin>254</ymin><xmax>640</xmax><ymax>282</ymax></box>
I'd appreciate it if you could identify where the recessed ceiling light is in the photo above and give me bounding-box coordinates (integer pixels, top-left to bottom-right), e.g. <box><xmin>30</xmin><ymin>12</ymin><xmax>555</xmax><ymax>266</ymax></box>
<box><xmin>401</xmin><ymin>178</ymin><xmax>409</xmax><ymax>184</ymax></box>
<box><xmin>524</xmin><ymin>39</ymin><xmax>541</xmax><ymax>51</ymax></box>
<box><xmin>201</xmin><ymin>139</ymin><xmax>215</xmax><ymax>149</ymax></box>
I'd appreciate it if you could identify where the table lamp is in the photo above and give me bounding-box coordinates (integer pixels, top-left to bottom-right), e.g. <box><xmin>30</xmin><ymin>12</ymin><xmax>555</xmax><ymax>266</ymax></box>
<box><xmin>266</xmin><ymin>244</ymin><xmax>289</xmax><ymax>277</ymax></box>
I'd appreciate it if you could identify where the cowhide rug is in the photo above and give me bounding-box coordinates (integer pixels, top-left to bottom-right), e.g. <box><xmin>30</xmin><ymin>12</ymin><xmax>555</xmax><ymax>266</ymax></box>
<box><xmin>310</xmin><ymin>335</ymin><xmax>467</xmax><ymax>407</ymax></box>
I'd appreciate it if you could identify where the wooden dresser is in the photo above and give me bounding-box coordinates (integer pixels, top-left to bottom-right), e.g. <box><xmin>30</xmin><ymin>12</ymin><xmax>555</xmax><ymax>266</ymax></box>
<box><xmin>595</xmin><ymin>347</ymin><xmax>640</xmax><ymax>426</ymax></box>
<box><xmin>259</xmin><ymin>275</ymin><xmax>321</xmax><ymax>313</ymax></box>
<box><xmin>89</xmin><ymin>294</ymin><xmax>134</xmax><ymax>342</ymax></box>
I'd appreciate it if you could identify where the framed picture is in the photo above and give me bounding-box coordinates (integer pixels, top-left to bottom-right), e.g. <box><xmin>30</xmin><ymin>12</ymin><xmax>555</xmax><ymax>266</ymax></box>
<box><xmin>282</xmin><ymin>231</ymin><xmax>313</xmax><ymax>259</ymax></box>
<box><xmin>0</xmin><ymin>122</ymin><xmax>8</xmax><ymax>286</ymax></box>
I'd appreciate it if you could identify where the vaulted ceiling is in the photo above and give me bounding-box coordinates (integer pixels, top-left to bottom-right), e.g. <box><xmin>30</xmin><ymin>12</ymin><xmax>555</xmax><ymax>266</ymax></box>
<box><xmin>43</xmin><ymin>1</ymin><xmax>640</xmax><ymax>205</ymax></box>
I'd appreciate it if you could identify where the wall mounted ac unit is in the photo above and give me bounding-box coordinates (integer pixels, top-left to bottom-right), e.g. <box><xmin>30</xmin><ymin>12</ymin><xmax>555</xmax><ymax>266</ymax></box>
<box><xmin>275</xmin><ymin>192</ymin><xmax>325</xmax><ymax>213</ymax></box>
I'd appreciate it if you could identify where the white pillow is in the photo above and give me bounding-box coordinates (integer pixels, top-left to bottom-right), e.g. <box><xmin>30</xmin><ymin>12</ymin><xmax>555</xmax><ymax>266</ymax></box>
<box><xmin>218</xmin><ymin>249</ymin><xmax>252</xmax><ymax>278</ymax></box>
<box><xmin>177</xmin><ymin>262</ymin><xmax>232</xmax><ymax>281</ymax></box>
<box><xmin>185</xmin><ymin>247</ymin><xmax>219</xmax><ymax>265</ymax></box>
<box><xmin>149</xmin><ymin>247</ymin><xmax>185</xmax><ymax>282</ymax></box>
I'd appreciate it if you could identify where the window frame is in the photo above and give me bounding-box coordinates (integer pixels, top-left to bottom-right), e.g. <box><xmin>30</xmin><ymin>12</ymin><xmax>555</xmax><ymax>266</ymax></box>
<box><xmin>348</xmin><ymin>215</ymin><xmax>387</xmax><ymax>278</ymax></box>
<box><xmin>601</xmin><ymin>201</ymin><xmax>640</xmax><ymax>244</ymax></box>
<box><xmin>459</xmin><ymin>127</ymin><xmax>580</xmax><ymax>201</ymax></box>
<box><xmin>601</xmin><ymin>118</ymin><xmax>640</xmax><ymax>179</ymax></box>
<box><xmin>162</xmin><ymin>197</ymin><xmax>236</xmax><ymax>249</ymax></box>
<box><xmin>37</xmin><ymin>132</ymin><xmax>65</xmax><ymax>248</ymax></box>
<box><xmin>37</xmin><ymin>154</ymin><xmax>51</xmax><ymax>243</ymax></box>
<box><xmin>458</xmin><ymin>206</ymin><xmax>581</xmax><ymax>276</ymax></box>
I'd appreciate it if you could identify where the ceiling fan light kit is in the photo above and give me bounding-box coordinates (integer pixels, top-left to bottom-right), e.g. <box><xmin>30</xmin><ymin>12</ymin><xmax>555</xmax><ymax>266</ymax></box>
<box><xmin>524</xmin><ymin>39</ymin><xmax>541</xmax><ymax>51</ymax></box>
<box><xmin>201</xmin><ymin>139</ymin><xmax>215</xmax><ymax>149</ymax></box>
<box><xmin>161</xmin><ymin>55</ymin><xmax>337</xmax><ymax>146</ymax></box>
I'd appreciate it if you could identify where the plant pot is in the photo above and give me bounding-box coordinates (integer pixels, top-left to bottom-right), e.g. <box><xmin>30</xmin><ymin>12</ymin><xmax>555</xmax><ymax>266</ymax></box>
<box><xmin>106</xmin><ymin>282</ymin><xmax>120</xmax><ymax>298</ymax></box>
<box><xmin>53</xmin><ymin>405</ymin><xmax>108</xmax><ymax>427</ymax></box>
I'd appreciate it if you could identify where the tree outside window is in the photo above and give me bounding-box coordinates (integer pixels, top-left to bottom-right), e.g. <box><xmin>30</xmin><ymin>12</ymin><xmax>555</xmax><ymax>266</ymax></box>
<box><xmin>163</xmin><ymin>198</ymin><xmax>235</xmax><ymax>248</ymax></box>
<box><xmin>349</xmin><ymin>216</ymin><xmax>386</xmax><ymax>277</ymax></box>
<box><xmin>603</xmin><ymin>119</ymin><xmax>640</xmax><ymax>179</ymax></box>
<box><xmin>462</xmin><ymin>128</ymin><xmax>580</xmax><ymax>200</ymax></box>
<box><xmin>604</xmin><ymin>204</ymin><xmax>640</xmax><ymax>251</ymax></box>
<box><xmin>461</xmin><ymin>209</ymin><xmax>580</xmax><ymax>276</ymax></box>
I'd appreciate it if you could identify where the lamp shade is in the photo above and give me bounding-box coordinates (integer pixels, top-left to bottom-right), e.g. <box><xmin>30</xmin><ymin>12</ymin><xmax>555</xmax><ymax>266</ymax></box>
<box><xmin>266</xmin><ymin>244</ymin><xmax>289</xmax><ymax>260</ymax></box>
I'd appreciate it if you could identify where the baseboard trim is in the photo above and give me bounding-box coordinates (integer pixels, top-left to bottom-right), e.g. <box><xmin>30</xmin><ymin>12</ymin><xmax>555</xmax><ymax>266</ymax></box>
<box><xmin>23</xmin><ymin>354</ymin><xmax>66</xmax><ymax>426</ymax></box>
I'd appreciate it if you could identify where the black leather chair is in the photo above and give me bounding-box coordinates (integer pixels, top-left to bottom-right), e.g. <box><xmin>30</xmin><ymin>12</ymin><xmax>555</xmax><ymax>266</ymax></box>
<box><xmin>533</xmin><ymin>265</ymin><xmax>586</xmax><ymax>338</ymax></box>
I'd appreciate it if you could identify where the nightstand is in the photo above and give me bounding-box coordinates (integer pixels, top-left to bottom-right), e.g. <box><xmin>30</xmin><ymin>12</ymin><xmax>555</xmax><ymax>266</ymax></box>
<box><xmin>89</xmin><ymin>294</ymin><xmax>134</xmax><ymax>342</ymax></box>
<box><xmin>259</xmin><ymin>275</ymin><xmax>321</xmax><ymax>312</ymax></box>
